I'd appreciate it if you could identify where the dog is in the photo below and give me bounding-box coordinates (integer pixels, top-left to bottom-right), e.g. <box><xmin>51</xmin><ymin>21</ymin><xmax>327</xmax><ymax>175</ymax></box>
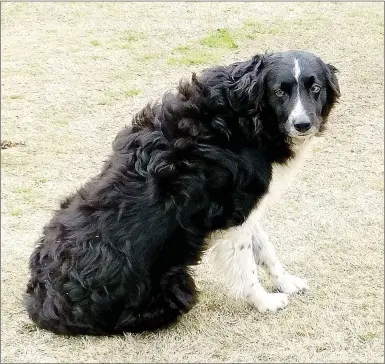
<box><xmin>25</xmin><ymin>50</ymin><xmax>340</xmax><ymax>335</ymax></box>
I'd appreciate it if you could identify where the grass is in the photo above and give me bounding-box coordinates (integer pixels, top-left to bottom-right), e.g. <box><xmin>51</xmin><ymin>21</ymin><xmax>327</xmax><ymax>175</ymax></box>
<box><xmin>117</xmin><ymin>31</ymin><xmax>145</xmax><ymax>49</ymax></box>
<box><xmin>35</xmin><ymin>177</ymin><xmax>48</xmax><ymax>184</ymax></box>
<box><xmin>90</xmin><ymin>40</ymin><xmax>101</xmax><ymax>46</ymax></box>
<box><xmin>120</xmin><ymin>30</ymin><xmax>144</xmax><ymax>42</ymax></box>
<box><xmin>102</xmin><ymin>90</ymin><xmax>122</xmax><ymax>104</ymax></box>
<box><xmin>168</xmin><ymin>28</ymin><xmax>237</xmax><ymax>66</ymax></box>
<box><xmin>26</xmin><ymin>67</ymin><xmax>42</xmax><ymax>76</ymax></box>
<box><xmin>12</xmin><ymin>187</ymin><xmax>37</xmax><ymax>205</ymax></box>
<box><xmin>1</xmin><ymin>2</ymin><xmax>384</xmax><ymax>363</ymax></box>
<box><xmin>1</xmin><ymin>153</ymin><xmax>28</xmax><ymax>167</ymax></box>
<box><xmin>138</xmin><ymin>53</ymin><xmax>158</xmax><ymax>62</ymax></box>
<box><xmin>358</xmin><ymin>332</ymin><xmax>379</xmax><ymax>342</ymax></box>
<box><xmin>12</xmin><ymin>187</ymin><xmax>33</xmax><ymax>195</ymax></box>
<box><xmin>199</xmin><ymin>28</ymin><xmax>238</xmax><ymax>49</ymax></box>
<box><xmin>125</xmin><ymin>89</ymin><xmax>141</xmax><ymax>97</ymax></box>
<box><xmin>100</xmin><ymin>88</ymin><xmax>142</xmax><ymax>104</ymax></box>
<box><xmin>10</xmin><ymin>208</ymin><xmax>23</xmax><ymax>217</ymax></box>
<box><xmin>168</xmin><ymin>46</ymin><xmax>219</xmax><ymax>66</ymax></box>
<box><xmin>90</xmin><ymin>55</ymin><xmax>106</xmax><ymax>60</ymax></box>
<box><xmin>118</xmin><ymin>43</ymin><xmax>133</xmax><ymax>50</ymax></box>
<box><xmin>166</xmin><ymin>19</ymin><xmax>288</xmax><ymax>67</ymax></box>
<box><xmin>240</xmin><ymin>20</ymin><xmax>281</xmax><ymax>38</ymax></box>
<box><xmin>52</xmin><ymin>118</ymin><xmax>70</xmax><ymax>127</ymax></box>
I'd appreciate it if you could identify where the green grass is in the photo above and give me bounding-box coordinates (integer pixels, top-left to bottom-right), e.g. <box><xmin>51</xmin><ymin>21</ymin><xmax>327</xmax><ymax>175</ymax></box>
<box><xmin>125</xmin><ymin>89</ymin><xmax>141</xmax><ymax>97</ymax></box>
<box><xmin>358</xmin><ymin>332</ymin><xmax>378</xmax><ymax>342</ymax></box>
<box><xmin>173</xmin><ymin>46</ymin><xmax>190</xmax><ymax>53</ymax></box>
<box><xmin>138</xmin><ymin>53</ymin><xmax>158</xmax><ymax>62</ymax></box>
<box><xmin>200</xmin><ymin>28</ymin><xmax>238</xmax><ymax>49</ymax></box>
<box><xmin>117</xmin><ymin>31</ymin><xmax>145</xmax><ymax>49</ymax></box>
<box><xmin>2</xmin><ymin>3</ymin><xmax>26</xmax><ymax>16</ymax></box>
<box><xmin>12</xmin><ymin>186</ymin><xmax>44</xmax><ymax>208</ymax></box>
<box><xmin>90</xmin><ymin>40</ymin><xmax>101</xmax><ymax>46</ymax></box>
<box><xmin>166</xmin><ymin>22</ymin><xmax>275</xmax><ymax>66</ymax></box>
<box><xmin>25</xmin><ymin>65</ymin><xmax>43</xmax><ymax>76</ymax></box>
<box><xmin>168</xmin><ymin>46</ymin><xmax>219</xmax><ymax>66</ymax></box>
<box><xmin>1</xmin><ymin>153</ymin><xmax>28</xmax><ymax>167</ymax></box>
<box><xmin>103</xmin><ymin>88</ymin><xmax>141</xmax><ymax>102</ymax></box>
<box><xmin>12</xmin><ymin>187</ymin><xmax>35</xmax><ymax>203</ymax></box>
<box><xmin>52</xmin><ymin>118</ymin><xmax>70</xmax><ymax>127</ymax></box>
<box><xmin>120</xmin><ymin>31</ymin><xmax>144</xmax><ymax>42</ymax></box>
<box><xmin>10</xmin><ymin>208</ymin><xmax>22</xmax><ymax>217</ymax></box>
<box><xmin>118</xmin><ymin>43</ymin><xmax>132</xmax><ymax>50</ymax></box>
<box><xmin>13</xmin><ymin>187</ymin><xmax>32</xmax><ymax>194</ymax></box>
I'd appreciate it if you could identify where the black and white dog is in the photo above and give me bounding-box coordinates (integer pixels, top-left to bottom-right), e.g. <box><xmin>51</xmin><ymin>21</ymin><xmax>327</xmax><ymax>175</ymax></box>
<box><xmin>25</xmin><ymin>50</ymin><xmax>340</xmax><ymax>335</ymax></box>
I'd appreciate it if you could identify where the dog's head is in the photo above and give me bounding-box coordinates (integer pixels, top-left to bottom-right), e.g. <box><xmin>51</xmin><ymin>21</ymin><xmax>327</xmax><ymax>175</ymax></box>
<box><xmin>225</xmin><ymin>50</ymin><xmax>341</xmax><ymax>139</ymax></box>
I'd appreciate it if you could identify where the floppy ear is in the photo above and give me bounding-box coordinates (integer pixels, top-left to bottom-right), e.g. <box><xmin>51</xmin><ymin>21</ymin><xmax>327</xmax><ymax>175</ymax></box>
<box><xmin>320</xmin><ymin>63</ymin><xmax>340</xmax><ymax>119</ymax></box>
<box><xmin>228</xmin><ymin>55</ymin><xmax>266</xmax><ymax>112</ymax></box>
<box><xmin>326</xmin><ymin>63</ymin><xmax>341</xmax><ymax>101</ymax></box>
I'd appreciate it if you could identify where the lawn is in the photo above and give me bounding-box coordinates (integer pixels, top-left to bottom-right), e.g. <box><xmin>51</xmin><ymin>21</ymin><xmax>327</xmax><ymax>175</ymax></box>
<box><xmin>1</xmin><ymin>2</ymin><xmax>384</xmax><ymax>363</ymax></box>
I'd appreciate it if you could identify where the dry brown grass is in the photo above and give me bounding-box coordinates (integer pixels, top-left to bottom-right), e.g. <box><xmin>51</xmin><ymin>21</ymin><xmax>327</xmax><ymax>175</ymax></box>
<box><xmin>1</xmin><ymin>2</ymin><xmax>384</xmax><ymax>363</ymax></box>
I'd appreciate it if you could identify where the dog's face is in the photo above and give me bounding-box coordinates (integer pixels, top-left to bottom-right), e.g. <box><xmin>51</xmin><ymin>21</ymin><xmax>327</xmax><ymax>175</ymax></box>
<box><xmin>262</xmin><ymin>51</ymin><xmax>340</xmax><ymax>138</ymax></box>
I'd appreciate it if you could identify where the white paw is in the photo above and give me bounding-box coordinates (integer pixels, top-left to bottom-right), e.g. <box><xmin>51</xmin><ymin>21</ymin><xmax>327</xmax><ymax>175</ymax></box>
<box><xmin>275</xmin><ymin>274</ymin><xmax>309</xmax><ymax>295</ymax></box>
<box><xmin>253</xmin><ymin>292</ymin><xmax>289</xmax><ymax>313</ymax></box>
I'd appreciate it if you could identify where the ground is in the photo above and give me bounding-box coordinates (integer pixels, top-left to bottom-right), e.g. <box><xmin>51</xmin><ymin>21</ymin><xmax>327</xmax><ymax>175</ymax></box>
<box><xmin>1</xmin><ymin>2</ymin><xmax>384</xmax><ymax>363</ymax></box>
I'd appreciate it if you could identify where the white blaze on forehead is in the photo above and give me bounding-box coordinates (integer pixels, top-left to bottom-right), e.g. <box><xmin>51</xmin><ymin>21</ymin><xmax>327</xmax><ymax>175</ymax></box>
<box><xmin>293</xmin><ymin>58</ymin><xmax>301</xmax><ymax>81</ymax></box>
<box><xmin>289</xmin><ymin>58</ymin><xmax>306</xmax><ymax>123</ymax></box>
<box><xmin>289</xmin><ymin>95</ymin><xmax>306</xmax><ymax>122</ymax></box>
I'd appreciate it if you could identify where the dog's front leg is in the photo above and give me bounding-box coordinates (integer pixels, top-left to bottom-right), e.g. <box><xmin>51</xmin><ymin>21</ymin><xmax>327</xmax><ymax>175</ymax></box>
<box><xmin>252</xmin><ymin>222</ymin><xmax>309</xmax><ymax>294</ymax></box>
<box><xmin>211</xmin><ymin>224</ymin><xmax>288</xmax><ymax>313</ymax></box>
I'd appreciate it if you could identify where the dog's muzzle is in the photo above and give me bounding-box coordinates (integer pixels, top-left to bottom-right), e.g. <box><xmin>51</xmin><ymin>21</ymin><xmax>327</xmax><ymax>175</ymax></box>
<box><xmin>286</xmin><ymin>115</ymin><xmax>320</xmax><ymax>138</ymax></box>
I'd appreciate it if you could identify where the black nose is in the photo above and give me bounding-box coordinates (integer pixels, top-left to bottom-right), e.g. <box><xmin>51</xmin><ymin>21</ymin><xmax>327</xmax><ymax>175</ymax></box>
<box><xmin>293</xmin><ymin>119</ymin><xmax>311</xmax><ymax>133</ymax></box>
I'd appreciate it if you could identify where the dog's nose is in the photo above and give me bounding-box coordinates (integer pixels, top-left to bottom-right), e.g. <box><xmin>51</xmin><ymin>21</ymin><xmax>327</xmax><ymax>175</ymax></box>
<box><xmin>293</xmin><ymin>118</ymin><xmax>311</xmax><ymax>133</ymax></box>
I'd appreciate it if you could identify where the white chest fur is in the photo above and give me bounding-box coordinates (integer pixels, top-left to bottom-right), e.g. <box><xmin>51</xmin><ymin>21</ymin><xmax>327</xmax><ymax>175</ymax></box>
<box><xmin>252</xmin><ymin>137</ymin><xmax>314</xmax><ymax>219</ymax></box>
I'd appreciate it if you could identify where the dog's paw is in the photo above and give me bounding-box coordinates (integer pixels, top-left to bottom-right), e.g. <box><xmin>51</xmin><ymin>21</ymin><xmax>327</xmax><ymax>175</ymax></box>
<box><xmin>253</xmin><ymin>292</ymin><xmax>289</xmax><ymax>313</ymax></box>
<box><xmin>275</xmin><ymin>274</ymin><xmax>309</xmax><ymax>295</ymax></box>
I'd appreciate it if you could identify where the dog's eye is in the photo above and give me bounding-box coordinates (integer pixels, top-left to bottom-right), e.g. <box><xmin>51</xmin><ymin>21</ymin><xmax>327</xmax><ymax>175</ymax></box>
<box><xmin>275</xmin><ymin>89</ymin><xmax>285</xmax><ymax>97</ymax></box>
<box><xmin>310</xmin><ymin>84</ymin><xmax>321</xmax><ymax>93</ymax></box>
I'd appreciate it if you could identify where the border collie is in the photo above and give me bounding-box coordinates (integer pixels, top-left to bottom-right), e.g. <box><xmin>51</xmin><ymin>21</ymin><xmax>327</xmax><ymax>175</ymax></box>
<box><xmin>25</xmin><ymin>50</ymin><xmax>340</xmax><ymax>335</ymax></box>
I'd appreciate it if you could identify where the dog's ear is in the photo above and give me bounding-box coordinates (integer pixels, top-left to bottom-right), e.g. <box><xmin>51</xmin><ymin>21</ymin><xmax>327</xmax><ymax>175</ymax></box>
<box><xmin>227</xmin><ymin>55</ymin><xmax>266</xmax><ymax>112</ymax></box>
<box><xmin>320</xmin><ymin>63</ymin><xmax>340</xmax><ymax>118</ymax></box>
<box><xmin>326</xmin><ymin>63</ymin><xmax>341</xmax><ymax>101</ymax></box>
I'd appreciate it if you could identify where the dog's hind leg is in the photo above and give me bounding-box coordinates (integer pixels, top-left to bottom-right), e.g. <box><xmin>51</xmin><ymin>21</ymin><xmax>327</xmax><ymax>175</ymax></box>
<box><xmin>114</xmin><ymin>266</ymin><xmax>197</xmax><ymax>333</ymax></box>
<box><xmin>211</xmin><ymin>224</ymin><xmax>289</xmax><ymax>313</ymax></box>
<box><xmin>251</xmin><ymin>222</ymin><xmax>309</xmax><ymax>294</ymax></box>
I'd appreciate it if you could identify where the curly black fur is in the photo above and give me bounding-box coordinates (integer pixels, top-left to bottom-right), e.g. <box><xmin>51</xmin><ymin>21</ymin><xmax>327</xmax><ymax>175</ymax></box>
<box><xmin>25</xmin><ymin>51</ymin><xmax>340</xmax><ymax>335</ymax></box>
